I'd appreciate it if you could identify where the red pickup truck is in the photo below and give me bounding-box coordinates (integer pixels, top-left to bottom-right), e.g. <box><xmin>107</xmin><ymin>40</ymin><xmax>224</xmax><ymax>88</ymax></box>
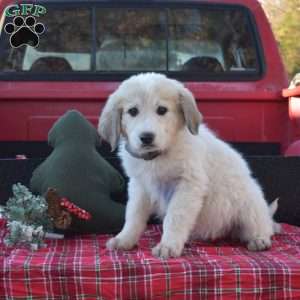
<box><xmin>2</xmin><ymin>2</ymin><xmax>300</xmax><ymax>299</ymax></box>
<box><xmin>0</xmin><ymin>0</ymin><xmax>298</xmax><ymax>158</ymax></box>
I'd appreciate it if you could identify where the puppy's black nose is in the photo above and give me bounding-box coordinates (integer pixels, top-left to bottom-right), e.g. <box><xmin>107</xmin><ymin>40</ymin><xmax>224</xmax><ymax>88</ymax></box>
<box><xmin>140</xmin><ymin>132</ymin><xmax>154</xmax><ymax>145</ymax></box>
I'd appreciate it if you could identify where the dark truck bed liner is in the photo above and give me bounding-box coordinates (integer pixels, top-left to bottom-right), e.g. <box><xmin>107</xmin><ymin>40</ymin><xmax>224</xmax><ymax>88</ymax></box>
<box><xmin>1</xmin><ymin>144</ymin><xmax>300</xmax><ymax>227</ymax></box>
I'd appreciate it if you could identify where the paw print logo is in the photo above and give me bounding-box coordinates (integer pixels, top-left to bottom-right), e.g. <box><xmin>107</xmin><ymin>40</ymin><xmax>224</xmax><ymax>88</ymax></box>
<box><xmin>4</xmin><ymin>16</ymin><xmax>45</xmax><ymax>48</ymax></box>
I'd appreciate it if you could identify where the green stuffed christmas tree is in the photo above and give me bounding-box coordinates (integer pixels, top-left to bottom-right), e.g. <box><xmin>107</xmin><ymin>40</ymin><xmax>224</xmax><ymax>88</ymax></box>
<box><xmin>30</xmin><ymin>110</ymin><xmax>126</xmax><ymax>234</ymax></box>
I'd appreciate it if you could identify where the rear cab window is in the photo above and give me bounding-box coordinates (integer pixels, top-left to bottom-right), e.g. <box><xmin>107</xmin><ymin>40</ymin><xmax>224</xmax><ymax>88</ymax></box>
<box><xmin>0</xmin><ymin>2</ymin><xmax>264</xmax><ymax>81</ymax></box>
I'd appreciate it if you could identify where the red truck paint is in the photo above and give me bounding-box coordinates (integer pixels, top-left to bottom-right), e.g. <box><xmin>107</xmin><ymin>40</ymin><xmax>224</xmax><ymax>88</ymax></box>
<box><xmin>0</xmin><ymin>0</ymin><xmax>294</xmax><ymax>154</ymax></box>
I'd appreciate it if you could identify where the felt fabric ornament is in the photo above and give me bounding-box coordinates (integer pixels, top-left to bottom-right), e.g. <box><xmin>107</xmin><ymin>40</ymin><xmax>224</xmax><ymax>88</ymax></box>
<box><xmin>30</xmin><ymin>110</ymin><xmax>125</xmax><ymax>233</ymax></box>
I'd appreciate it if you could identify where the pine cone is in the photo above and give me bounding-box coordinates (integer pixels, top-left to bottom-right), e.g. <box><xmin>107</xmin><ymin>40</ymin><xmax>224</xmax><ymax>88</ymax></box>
<box><xmin>45</xmin><ymin>188</ymin><xmax>72</xmax><ymax>230</ymax></box>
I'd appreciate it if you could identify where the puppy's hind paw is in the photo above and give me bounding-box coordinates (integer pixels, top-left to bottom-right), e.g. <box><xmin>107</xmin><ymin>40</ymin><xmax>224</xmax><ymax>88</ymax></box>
<box><xmin>247</xmin><ymin>238</ymin><xmax>271</xmax><ymax>251</ymax></box>
<box><xmin>106</xmin><ymin>237</ymin><xmax>136</xmax><ymax>251</ymax></box>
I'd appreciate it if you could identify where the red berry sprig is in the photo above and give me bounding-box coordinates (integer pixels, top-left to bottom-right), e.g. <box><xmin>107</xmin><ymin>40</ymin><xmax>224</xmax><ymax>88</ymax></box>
<box><xmin>60</xmin><ymin>197</ymin><xmax>91</xmax><ymax>220</ymax></box>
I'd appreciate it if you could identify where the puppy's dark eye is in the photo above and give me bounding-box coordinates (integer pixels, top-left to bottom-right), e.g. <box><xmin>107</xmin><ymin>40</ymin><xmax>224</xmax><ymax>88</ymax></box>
<box><xmin>157</xmin><ymin>106</ymin><xmax>168</xmax><ymax>116</ymax></box>
<box><xmin>128</xmin><ymin>107</ymin><xmax>139</xmax><ymax>117</ymax></box>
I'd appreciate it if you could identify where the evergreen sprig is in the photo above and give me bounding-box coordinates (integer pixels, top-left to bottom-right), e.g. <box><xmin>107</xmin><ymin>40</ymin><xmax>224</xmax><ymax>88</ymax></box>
<box><xmin>1</xmin><ymin>183</ymin><xmax>53</xmax><ymax>250</ymax></box>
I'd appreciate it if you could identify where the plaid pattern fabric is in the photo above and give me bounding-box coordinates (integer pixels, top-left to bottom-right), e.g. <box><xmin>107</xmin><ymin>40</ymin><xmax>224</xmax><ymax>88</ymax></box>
<box><xmin>1</xmin><ymin>219</ymin><xmax>300</xmax><ymax>300</ymax></box>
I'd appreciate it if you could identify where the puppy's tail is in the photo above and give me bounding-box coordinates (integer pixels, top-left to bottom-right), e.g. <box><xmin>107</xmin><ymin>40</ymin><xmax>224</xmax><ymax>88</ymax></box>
<box><xmin>269</xmin><ymin>198</ymin><xmax>281</xmax><ymax>234</ymax></box>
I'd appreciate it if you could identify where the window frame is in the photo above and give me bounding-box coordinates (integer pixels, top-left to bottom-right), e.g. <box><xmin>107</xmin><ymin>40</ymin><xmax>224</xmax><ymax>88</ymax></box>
<box><xmin>0</xmin><ymin>1</ymin><xmax>266</xmax><ymax>82</ymax></box>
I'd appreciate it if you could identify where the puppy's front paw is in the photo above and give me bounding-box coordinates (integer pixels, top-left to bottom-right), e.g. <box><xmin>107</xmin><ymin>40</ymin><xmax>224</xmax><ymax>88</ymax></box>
<box><xmin>106</xmin><ymin>237</ymin><xmax>136</xmax><ymax>251</ymax></box>
<box><xmin>247</xmin><ymin>238</ymin><xmax>271</xmax><ymax>251</ymax></box>
<box><xmin>152</xmin><ymin>241</ymin><xmax>183</xmax><ymax>259</ymax></box>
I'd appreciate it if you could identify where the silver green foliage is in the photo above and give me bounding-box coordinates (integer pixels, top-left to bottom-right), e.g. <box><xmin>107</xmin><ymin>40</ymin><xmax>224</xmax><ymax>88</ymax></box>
<box><xmin>1</xmin><ymin>183</ymin><xmax>52</xmax><ymax>250</ymax></box>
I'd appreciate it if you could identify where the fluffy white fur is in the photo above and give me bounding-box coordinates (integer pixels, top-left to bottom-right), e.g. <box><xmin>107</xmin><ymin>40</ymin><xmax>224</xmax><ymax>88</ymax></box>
<box><xmin>98</xmin><ymin>73</ymin><xmax>278</xmax><ymax>258</ymax></box>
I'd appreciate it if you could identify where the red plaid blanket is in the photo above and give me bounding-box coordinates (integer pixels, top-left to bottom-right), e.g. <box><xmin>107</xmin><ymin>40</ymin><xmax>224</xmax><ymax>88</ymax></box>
<box><xmin>1</xmin><ymin>221</ymin><xmax>300</xmax><ymax>300</ymax></box>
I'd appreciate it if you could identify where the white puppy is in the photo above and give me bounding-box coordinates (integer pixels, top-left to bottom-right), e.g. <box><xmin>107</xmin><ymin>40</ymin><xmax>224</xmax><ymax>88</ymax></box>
<box><xmin>98</xmin><ymin>73</ymin><xmax>278</xmax><ymax>258</ymax></box>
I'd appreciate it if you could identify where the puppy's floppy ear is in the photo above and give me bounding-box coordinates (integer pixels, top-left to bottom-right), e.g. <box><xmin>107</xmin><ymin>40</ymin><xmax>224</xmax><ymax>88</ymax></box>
<box><xmin>178</xmin><ymin>85</ymin><xmax>202</xmax><ymax>135</ymax></box>
<box><xmin>98</xmin><ymin>92</ymin><xmax>122</xmax><ymax>151</ymax></box>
